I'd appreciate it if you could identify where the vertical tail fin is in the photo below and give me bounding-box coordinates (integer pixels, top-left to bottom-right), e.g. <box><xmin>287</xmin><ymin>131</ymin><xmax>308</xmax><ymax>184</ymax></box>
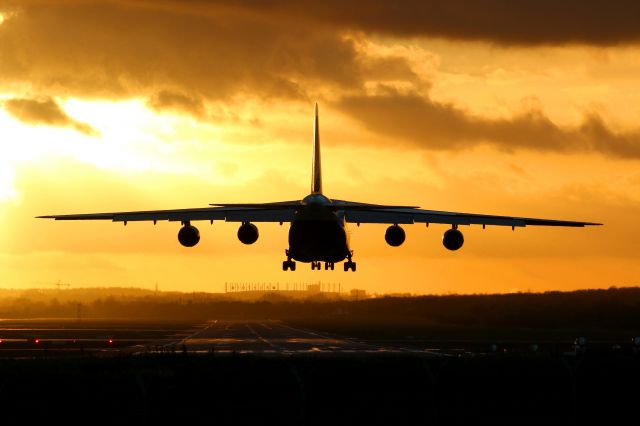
<box><xmin>311</xmin><ymin>103</ymin><xmax>322</xmax><ymax>194</ymax></box>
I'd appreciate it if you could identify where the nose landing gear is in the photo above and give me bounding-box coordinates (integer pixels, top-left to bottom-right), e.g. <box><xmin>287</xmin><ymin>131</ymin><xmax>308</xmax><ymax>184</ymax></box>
<box><xmin>311</xmin><ymin>261</ymin><xmax>329</xmax><ymax>270</ymax></box>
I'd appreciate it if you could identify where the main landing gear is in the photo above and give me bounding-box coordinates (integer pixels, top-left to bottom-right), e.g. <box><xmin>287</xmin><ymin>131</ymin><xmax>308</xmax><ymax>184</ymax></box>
<box><xmin>343</xmin><ymin>261</ymin><xmax>356</xmax><ymax>272</ymax></box>
<box><xmin>282</xmin><ymin>250</ymin><xmax>296</xmax><ymax>271</ymax></box>
<box><xmin>343</xmin><ymin>252</ymin><xmax>356</xmax><ymax>272</ymax></box>
<box><xmin>282</xmin><ymin>250</ymin><xmax>356</xmax><ymax>272</ymax></box>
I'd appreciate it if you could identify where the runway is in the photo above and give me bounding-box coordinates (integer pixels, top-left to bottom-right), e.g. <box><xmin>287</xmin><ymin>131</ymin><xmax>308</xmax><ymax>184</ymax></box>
<box><xmin>1</xmin><ymin>320</ymin><xmax>636</xmax><ymax>425</ymax></box>
<box><xmin>172</xmin><ymin>320</ymin><xmax>435</xmax><ymax>355</ymax></box>
<box><xmin>0</xmin><ymin>319</ymin><xmax>443</xmax><ymax>357</ymax></box>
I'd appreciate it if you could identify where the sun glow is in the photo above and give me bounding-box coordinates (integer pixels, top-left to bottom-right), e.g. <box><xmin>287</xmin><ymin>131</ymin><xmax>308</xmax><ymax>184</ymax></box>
<box><xmin>1</xmin><ymin>0</ymin><xmax>638</xmax><ymax>295</ymax></box>
<box><xmin>0</xmin><ymin>162</ymin><xmax>16</xmax><ymax>201</ymax></box>
<box><xmin>0</xmin><ymin>97</ymin><xmax>229</xmax><ymax>201</ymax></box>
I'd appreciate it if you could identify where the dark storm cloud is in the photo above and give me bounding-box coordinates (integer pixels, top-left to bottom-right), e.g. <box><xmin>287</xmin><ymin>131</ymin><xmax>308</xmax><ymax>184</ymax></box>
<box><xmin>4</xmin><ymin>97</ymin><xmax>98</xmax><ymax>136</ymax></box>
<box><xmin>0</xmin><ymin>0</ymin><xmax>637</xmax><ymax>105</ymax></box>
<box><xmin>147</xmin><ymin>90</ymin><xmax>205</xmax><ymax>117</ymax></box>
<box><xmin>219</xmin><ymin>0</ymin><xmax>640</xmax><ymax>46</ymax></box>
<box><xmin>2</xmin><ymin>1</ymin><xmax>638</xmax><ymax>158</ymax></box>
<box><xmin>338</xmin><ymin>91</ymin><xmax>640</xmax><ymax>158</ymax></box>
<box><xmin>0</xmin><ymin>1</ymin><xmax>372</xmax><ymax>101</ymax></box>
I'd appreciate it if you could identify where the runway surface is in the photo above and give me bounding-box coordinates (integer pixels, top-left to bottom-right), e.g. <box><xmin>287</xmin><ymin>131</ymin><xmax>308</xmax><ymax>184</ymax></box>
<box><xmin>173</xmin><ymin>320</ymin><xmax>437</xmax><ymax>355</ymax></box>
<box><xmin>0</xmin><ymin>319</ymin><xmax>444</xmax><ymax>357</ymax></box>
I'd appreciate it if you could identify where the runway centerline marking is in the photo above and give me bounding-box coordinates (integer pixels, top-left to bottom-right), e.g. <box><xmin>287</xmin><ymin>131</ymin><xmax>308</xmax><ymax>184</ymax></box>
<box><xmin>246</xmin><ymin>323</ymin><xmax>280</xmax><ymax>350</ymax></box>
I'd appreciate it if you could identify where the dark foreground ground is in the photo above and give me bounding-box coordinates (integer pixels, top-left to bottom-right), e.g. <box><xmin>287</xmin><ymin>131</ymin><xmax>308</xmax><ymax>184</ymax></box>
<box><xmin>0</xmin><ymin>319</ymin><xmax>639</xmax><ymax>425</ymax></box>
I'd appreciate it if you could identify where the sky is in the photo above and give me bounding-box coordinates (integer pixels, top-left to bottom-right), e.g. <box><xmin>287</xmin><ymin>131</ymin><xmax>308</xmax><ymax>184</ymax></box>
<box><xmin>0</xmin><ymin>0</ymin><xmax>639</xmax><ymax>294</ymax></box>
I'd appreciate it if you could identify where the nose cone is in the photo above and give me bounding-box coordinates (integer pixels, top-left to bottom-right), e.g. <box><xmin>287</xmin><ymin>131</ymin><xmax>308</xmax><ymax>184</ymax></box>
<box><xmin>302</xmin><ymin>193</ymin><xmax>331</xmax><ymax>206</ymax></box>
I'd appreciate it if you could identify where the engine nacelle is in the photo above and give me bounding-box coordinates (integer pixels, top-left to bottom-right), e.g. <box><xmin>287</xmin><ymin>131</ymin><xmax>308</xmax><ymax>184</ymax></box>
<box><xmin>238</xmin><ymin>222</ymin><xmax>259</xmax><ymax>245</ymax></box>
<box><xmin>178</xmin><ymin>224</ymin><xmax>200</xmax><ymax>247</ymax></box>
<box><xmin>385</xmin><ymin>225</ymin><xmax>406</xmax><ymax>247</ymax></box>
<box><xmin>443</xmin><ymin>228</ymin><xmax>464</xmax><ymax>251</ymax></box>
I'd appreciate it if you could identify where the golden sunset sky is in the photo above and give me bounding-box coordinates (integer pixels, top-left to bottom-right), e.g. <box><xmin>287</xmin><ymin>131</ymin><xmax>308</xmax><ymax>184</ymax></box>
<box><xmin>1</xmin><ymin>0</ymin><xmax>639</xmax><ymax>294</ymax></box>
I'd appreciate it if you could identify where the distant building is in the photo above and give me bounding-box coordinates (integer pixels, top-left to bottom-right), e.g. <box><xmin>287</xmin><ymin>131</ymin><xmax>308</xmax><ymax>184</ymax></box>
<box><xmin>223</xmin><ymin>281</ymin><xmax>342</xmax><ymax>301</ymax></box>
<box><xmin>350</xmin><ymin>289</ymin><xmax>367</xmax><ymax>300</ymax></box>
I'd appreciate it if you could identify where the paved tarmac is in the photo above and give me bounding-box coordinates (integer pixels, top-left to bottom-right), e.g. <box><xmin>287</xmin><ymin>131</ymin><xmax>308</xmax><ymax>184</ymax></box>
<box><xmin>0</xmin><ymin>319</ymin><xmax>195</xmax><ymax>356</ymax></box>
<box><xmin>171</xmin><ymin>320</ymin><xmax>436</xmax><ymax>355</ymax></box>
<box><xmin>0</xmin><ymin>319</ymin><xmax>445</xmax><ymax>357</ymax></box>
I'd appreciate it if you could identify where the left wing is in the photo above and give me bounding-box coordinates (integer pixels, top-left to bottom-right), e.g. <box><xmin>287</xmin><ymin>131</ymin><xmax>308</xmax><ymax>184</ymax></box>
<box><xmin>343</xmin><ymin>207</ymin><xmax>601</xmax><ymax>228</ymax></box>
<box><xmin>37</xmin><ymin>205</ymin><xmax>296</xmax><ymax>223</ymax></box>
<box><xmin>35</xmin><ymin>199</ymin><xmax>424</xmax><ymax>224</ymax></box>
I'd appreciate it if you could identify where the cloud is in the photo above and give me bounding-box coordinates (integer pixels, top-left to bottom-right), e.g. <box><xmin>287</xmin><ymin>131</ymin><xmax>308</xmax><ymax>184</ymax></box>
<box><xmin>2</xmin><ymin>1</ymin><xmax>638</xmax><ymax>158</ymax></box>
<box><xmin>0</xmin><ymin>1</ymin><xmax>374</xmax><ymax>101</ymax></box>
<box><xmin>217</xmin><ymin>0</ymin><xmax>640</xmax><ymax>46</ymax></box>
<box><xmin>0</xmin><ymin>0</ymin><xmax>637</xmax><ymax>110</ymax></box>
<box><xmin>337</xmin><ymin>90</ymin><xmax>640</xmax><ymax>159</ymax></box>
<box><xmin>4</xmin><ymin>97</ymin><xmax>99</xmax><ymax>136</ymax></box>
<box><xmin>147</xmin><ymin>90</ymin><xmax>205</xmax><ymax>117</ymax></box>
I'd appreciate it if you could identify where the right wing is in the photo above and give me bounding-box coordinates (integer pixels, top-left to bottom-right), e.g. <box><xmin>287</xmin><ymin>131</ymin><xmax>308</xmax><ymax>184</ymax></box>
<box><xmin>343</xmin><ymin>207</ymin><xmax>601</xmax><ymax>228</ymax></box>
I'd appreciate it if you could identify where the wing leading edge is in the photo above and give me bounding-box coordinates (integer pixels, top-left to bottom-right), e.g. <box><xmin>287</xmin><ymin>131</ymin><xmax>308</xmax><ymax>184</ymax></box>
<box><xmin>35</xmin><ymin>198</ymin><xmax>423</xmax><ymax>223</ymax></box>
<box><xmin>343</xmin><ymin>207</ymin><xmax>601</xmax><ymax>228</ymax></box>
<box><xmin>38</xmin><ymin>203</ymin><xmax>601</xmax><ymax>228</ymax></box>
<box><xmin>37</xmin><ymin>206</ymin><xmax>296</xmax><ymax>223</ymax></box>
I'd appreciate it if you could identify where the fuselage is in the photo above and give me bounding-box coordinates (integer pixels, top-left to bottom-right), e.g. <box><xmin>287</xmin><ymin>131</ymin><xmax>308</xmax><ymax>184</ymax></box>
<box><xmin>287</xmin><ymin>193</ymin><xmax>350</xmax><ymax>263</ymax></box>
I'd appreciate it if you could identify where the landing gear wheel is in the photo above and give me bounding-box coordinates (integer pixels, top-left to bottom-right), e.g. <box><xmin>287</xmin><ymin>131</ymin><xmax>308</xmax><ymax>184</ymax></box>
<box><xmin>282</xmin><ymin>259</ymin><xmax>296</xmax><ymax>271</ymax></box>
<box><xmin>324</xmin><ymin>262</ymin><xmax>334</xmax><ymax>270</ymax></box>
<box><xmin>343</xmin><ymin>261</ymin><xmax>356</xmax><ymax>272</ymax></box>
<box><xmin>344</xmin><ymin>251</ymin><xmax>356</xmax><ymax>272</ymax></box>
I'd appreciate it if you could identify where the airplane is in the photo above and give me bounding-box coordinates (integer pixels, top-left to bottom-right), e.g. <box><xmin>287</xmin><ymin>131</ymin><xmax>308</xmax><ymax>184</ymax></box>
<box><xmin>38</xmin><ymin>104</ymin><xmax>601</xmax><ymax>272</ymax></box>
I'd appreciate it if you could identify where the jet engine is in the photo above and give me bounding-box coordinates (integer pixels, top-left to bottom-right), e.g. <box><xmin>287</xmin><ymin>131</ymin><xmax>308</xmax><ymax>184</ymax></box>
<box><xmin>238</xmin><ymin>222</ymin><xmax>259</xmax><ymax>245</ymax></box>
<box><xmin>442</xmin><ymin>228</ymin><xmax>464</xmax><ymax>251</ymax></box>
<box><xmin>178</xmin><ymin>223</ymin><xmax>200</xmax><ymax>247</ymax></box>
<box><xmin>385</xmin><ymin>225</ymin><xmax>406</xmax><ymax>247</ymax></box>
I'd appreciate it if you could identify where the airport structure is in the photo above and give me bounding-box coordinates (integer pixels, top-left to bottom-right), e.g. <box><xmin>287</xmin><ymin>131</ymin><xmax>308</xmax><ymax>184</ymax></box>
<box><xmin>221</xmin><ymin>281</ymin><xmax>370</xmax><ymax>300</ymax></box>
<box><xmin>225</xmin><ymin>281</ymin><xmax>341</xmax><ymax>293</ymax></box>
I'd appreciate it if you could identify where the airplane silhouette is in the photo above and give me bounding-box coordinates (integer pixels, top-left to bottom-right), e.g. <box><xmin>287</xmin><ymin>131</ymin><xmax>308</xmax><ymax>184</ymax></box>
<box><xmin>38</xmin><ymin>104</ymin><xmax>601</xmax><ymax>271</ymax></box>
